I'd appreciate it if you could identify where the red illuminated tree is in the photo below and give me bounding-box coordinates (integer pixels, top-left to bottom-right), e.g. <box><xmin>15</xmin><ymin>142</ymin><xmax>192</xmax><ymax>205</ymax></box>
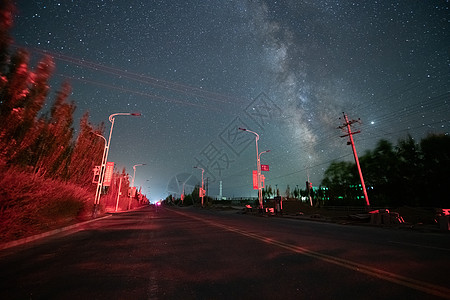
<box><xmin>68</xmin><ymin>112</ymin><xmax>105</xmax><ymax>186</ymax></box>
<box><xmin>32</xmin><ymin>81</ymin><xmax>76</xmax><ymax>177</ymax></box>
<box><xmin>0</xmin><ymin>52</ymin><xmax>54</xmax><ymax>163</ymax></box>
<box><xmin>0</xmin><ymin>49</ymin><xmax>30</xmax><ymax>121</ymax></box>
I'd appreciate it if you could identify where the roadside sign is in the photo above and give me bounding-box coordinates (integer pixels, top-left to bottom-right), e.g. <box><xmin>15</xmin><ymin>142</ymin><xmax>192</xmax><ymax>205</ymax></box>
<box><xmin>92</xmin><ymin>165</ymin><xmax>100</xmax><ymax>183</ymax></box>
<box><xmin>103</xmin><ymin>162</ymin><xmax>114</xmax><ymax>186</ymax></box>
<box><xmin>261</xmin><ymin>164</ymin><xmax>269</xmax><ymax>171</ymax></box>
<box><xmin>128</xmin><ymin>186</ymin><xmax>136</xmax><ymax>197</ymax></box>
<box><xmin>252</xmin><ymin>170</ymin><xmax>258</xmax><ymax>190</ymax></box>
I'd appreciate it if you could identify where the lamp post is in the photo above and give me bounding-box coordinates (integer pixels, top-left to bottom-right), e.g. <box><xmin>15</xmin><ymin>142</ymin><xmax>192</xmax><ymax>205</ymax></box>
<box><xmin>132</xmin><ymin>163</ymin><xmax>146</xmax><ymax>187</ymax></box>
<box><xmin>178</xmin><ymin>179</ymin><xmax>186</xmax><ymax>205</ymax></box>
<box><xmin>93</xmin><ymin>112</ymin><xmax>141</xmax><ymax>216</ymax></box>
<box><xmin>193</xmin><ymin>166</ymin><xmax>205</xmax><ymax>207</ymax></box>
<box><xmin>93</xmin><ymin>132</ymin><xmax>107</xmax><ymax>214</ymax></box>
<box><xmin>238</xmin><ymin>127</ymin><xmax>265</xmax><ymax>211</ymax></box>
<box><xmin>128</xmin><ymin>163</ymin><xmax>145</xmax><ymax>209</ymax></box>
<box><xmin>258</xmin><ymin>149</ymin><xmax>270</xmax><ymax>205</ymax></box>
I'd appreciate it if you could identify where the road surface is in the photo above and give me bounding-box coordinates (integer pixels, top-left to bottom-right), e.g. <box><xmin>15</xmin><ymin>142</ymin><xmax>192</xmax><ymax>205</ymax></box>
<box><xmin>1</xmin><ymin>205</ymin><xmax>449</xmax><ymax>299</ymax></box>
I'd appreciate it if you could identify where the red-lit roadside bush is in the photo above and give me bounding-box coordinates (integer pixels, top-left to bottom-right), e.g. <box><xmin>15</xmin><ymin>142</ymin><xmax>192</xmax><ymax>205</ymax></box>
<box><xmin>0</xmin><ymin>164</ymin><xmax>93</xmax><ymax>243</ymax></box>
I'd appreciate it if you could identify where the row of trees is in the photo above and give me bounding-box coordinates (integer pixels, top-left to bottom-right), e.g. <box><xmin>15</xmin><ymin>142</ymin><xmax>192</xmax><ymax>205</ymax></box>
<box><xmin>261</xmin><ymin>184</ymin><xmax>307</xmax><ymax>200</ymax></box>
<box><xmin>0</xmin><ymin>1</ymin><xmax>104</xmax><ymax>188</ymax></box>
<box><xmin>164</xmin><ymin>185</ymin><xmax>214</xmax><ymax>207</ymax></box>
<box><xmin>0</xmin><ymin>1</ymin><xmax>118</xmax><ymax>190</ymax></box>
<box><xmin>258</xmin><ymin>133</ymin><xmax>449</xmax><ymax>209</ymax></box>
<box><xmin>322</xmin><ymin>134</ymin><xmax>450</xmax><ymax>208</ymax></box>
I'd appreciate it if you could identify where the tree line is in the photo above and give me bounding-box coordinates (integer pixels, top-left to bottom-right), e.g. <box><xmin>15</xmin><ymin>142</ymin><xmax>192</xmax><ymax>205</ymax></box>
<box><xmin>0</xmin><ymin>1</ymin><xmax>104</xmax><ymax>188</ymax></box>
<box><xmin>321</xmin><ymin>134</ymin><xmax>450</xmax><ymax>208</ymax></box>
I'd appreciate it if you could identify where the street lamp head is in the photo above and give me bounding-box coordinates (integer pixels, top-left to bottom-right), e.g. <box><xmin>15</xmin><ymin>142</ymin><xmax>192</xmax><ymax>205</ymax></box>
<box><xmin>238</xmin><ymin>127</ymin><xmax>247</xmax><ymax>131</ymax></box>
<box><xmin>193</xmin><ymin>166</ymin><xmax>204</xmax><ymax>172</ymax></box>
<box><xmin>131</xmin><ymin>112</ymin><xmax>141</xmax><ymax>116</ymax></box>
<box><xmin>92</xmin><ymin>132</ymin><xmax>104</xmax><ymax>138</ymax></box>
<box><xmin>91</xmin><ymin>132</ymin><xmax>107</xmax><ymax>144</ymax></box>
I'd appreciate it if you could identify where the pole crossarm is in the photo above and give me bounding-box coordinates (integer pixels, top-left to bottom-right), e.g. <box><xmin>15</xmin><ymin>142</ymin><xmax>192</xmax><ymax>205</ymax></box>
<box><xmin>340</xmin><ymin>130</ymin><xmax>360</xmax><ymax>138</ymax></box>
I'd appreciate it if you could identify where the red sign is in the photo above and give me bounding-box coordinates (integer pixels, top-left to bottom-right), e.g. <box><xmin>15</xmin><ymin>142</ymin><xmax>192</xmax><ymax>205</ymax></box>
<box><xmin>103</xmin><ymin>162</ymin><xmax>114</xmax><ymax>186</ymax></box>
<box><xmin>129</xmin><ymin>186</ymin><xmax>136</xmax><ymax>197</ymax></box>
<box><xmin>261</xmin><ymin>164</ymin><xmax>269</xmax><ymax>171</ymax></box>
<box><xmin>252</xmin><ymin>170</ymin><xmax>258</xmax><ymax>190</ymax></box>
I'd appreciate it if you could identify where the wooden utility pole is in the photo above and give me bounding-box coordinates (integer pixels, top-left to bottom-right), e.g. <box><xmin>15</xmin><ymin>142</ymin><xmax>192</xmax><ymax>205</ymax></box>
<box><xmin>338</xmin><ymin>112</ymin><xmax>370</xmax><ymax>208</ymax></box>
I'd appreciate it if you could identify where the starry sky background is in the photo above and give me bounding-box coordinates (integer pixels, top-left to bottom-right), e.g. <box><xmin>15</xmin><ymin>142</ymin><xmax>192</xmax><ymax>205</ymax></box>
<box><xmin>11</xmin><ymin>1</ymin><xmax>449</xmax><ymax>201</ymax></box>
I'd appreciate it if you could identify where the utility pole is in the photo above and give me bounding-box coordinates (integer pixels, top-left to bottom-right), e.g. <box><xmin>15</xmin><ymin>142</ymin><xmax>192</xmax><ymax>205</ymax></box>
<box><xmin>206</xmin><ymin>177</ymin><xmax>209</xmax><ymax>201</ymax></box>
<box><xmin>338</xmin><ymin>112</ymin><xmax>370</xmax><ymax>208</ymax></box>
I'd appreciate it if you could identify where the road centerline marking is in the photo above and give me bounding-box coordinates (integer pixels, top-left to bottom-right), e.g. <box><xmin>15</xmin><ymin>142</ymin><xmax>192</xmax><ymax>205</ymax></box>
<box><xmin>170</xmin><ymin>208</ymin><xmax>450</xmax><ymax>299</ymax></box>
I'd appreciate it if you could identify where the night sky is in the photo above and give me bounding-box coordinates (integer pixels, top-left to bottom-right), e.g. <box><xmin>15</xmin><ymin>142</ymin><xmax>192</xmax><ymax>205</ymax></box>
<box><xmin>11</xmin><ymin>1</ymin><xmax>449</xmax><ymax>201</ymax></box>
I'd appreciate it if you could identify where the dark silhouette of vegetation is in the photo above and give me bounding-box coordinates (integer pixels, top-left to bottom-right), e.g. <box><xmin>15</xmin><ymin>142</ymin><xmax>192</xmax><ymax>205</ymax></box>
<box><xmin>322</xmin><ymin>134</ymin><xmax>450</xmax><ymax>208</ymax></box>
<box><xmin>164</xmin><ymin>184</ymin><xmax>215</xmax><ymax>207</ymax></box>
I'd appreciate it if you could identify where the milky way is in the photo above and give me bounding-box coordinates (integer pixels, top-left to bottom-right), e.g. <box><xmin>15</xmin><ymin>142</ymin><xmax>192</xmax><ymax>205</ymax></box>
<box><xmin>11</xmin><ymin>1</ymin><xmax>449</xmax><ymax>200</ymax></box>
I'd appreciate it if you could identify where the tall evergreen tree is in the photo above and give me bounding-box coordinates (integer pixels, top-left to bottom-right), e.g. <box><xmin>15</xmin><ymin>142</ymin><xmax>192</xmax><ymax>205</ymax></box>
<box><xmin>395</xmin><ymin>135</ymin><xmax>422</xmax><ymax>206</ymax></box>
<box><xmin>360</xmin><ymin>140</ymin><xmax>397</xmax><ymax>206</ymax></box>
<box><xmin>1</xmin><ymin>53</ymin><xmax>54</xmax><ymax>163</ymax></box>
<box><xmin>0</xmin><ymin>49</ymin><xmax>30</xmax><ymax>122</ymax></box>
<box><xmin>68</xmin><ymin>112</ymin><xmax>105</xmax><ymax>186</ymax></box>
<box><xmin>420</xmin><ymin>134</ymin><xmax>450</xmax><ymax>207</ymax></box>
<box><xmin>33</xmin><ymin>81</ymin><xmax>75</xmax><ymax>177</ymax></box>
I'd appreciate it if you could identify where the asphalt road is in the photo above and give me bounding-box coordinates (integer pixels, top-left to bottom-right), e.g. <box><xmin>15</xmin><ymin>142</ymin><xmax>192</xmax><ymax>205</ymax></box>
<box><xmin>1</xmin><ymin>205</ymin><xmax>449</xmax><ymax>299</ymax></box>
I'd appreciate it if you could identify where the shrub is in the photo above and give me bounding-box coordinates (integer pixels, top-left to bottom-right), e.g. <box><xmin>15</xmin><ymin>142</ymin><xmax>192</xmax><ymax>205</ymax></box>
<box><xmin>0</xmin><ymin>164</ymin><xmax>93</xmax><ymax>242</ymax></box>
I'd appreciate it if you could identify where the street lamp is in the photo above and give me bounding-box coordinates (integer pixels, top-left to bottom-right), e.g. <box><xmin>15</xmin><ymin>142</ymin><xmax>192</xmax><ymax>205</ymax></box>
<box><xmin>128</xmin><ymin>163</ymin><xmax>146</xmax><ymax>209</ymax></box>
<box><xmin>93</xmin><ymin>132</ymin><xmax>107</xmax><ymax>212</ymax></box>
<box><xmin>239</xmin><ymin>127</ymin><xmax>265</xmax><ymax>211</ymax></box>
<box><xmin>93</xmin><ymin>112</ymin><xmax>141</xmax><ymax>216</ymax></box>
<box><xmin>259</xmin><ymin>149</ymin><xmax>270</xmax><ymax>160</ymax></box>
<box><xmin>132</xmin><ymin>163</ymin><xmax>146</xmax><ymax>187</ymax></box>
<box><xmin>258</xmin><ymin>149</ymin><xmax>270</xmax><ymax>204</ymax></box>
<box><xmin>193</xmin><ymin>166</ymin><xmax>205</xmax><ymax>207</ymax></box>
<box><xmin>178</xmin><ymin>179</ymin><xmax>186</xmax><ymax>205</ymax></box>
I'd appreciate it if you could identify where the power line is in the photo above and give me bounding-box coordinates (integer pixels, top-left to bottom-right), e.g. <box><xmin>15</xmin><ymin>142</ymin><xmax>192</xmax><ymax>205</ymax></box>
<box><xmin>13</xmin><ymin>45</ymin><xmax>246</xmax><ymax>106</ymax></box>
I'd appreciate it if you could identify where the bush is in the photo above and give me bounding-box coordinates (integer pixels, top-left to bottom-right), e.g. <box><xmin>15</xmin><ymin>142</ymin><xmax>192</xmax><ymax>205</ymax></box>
<box><xmin>0</xmin><ymin>165</ymin><xmax>93</xmax><ymax>242</ymax></box>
